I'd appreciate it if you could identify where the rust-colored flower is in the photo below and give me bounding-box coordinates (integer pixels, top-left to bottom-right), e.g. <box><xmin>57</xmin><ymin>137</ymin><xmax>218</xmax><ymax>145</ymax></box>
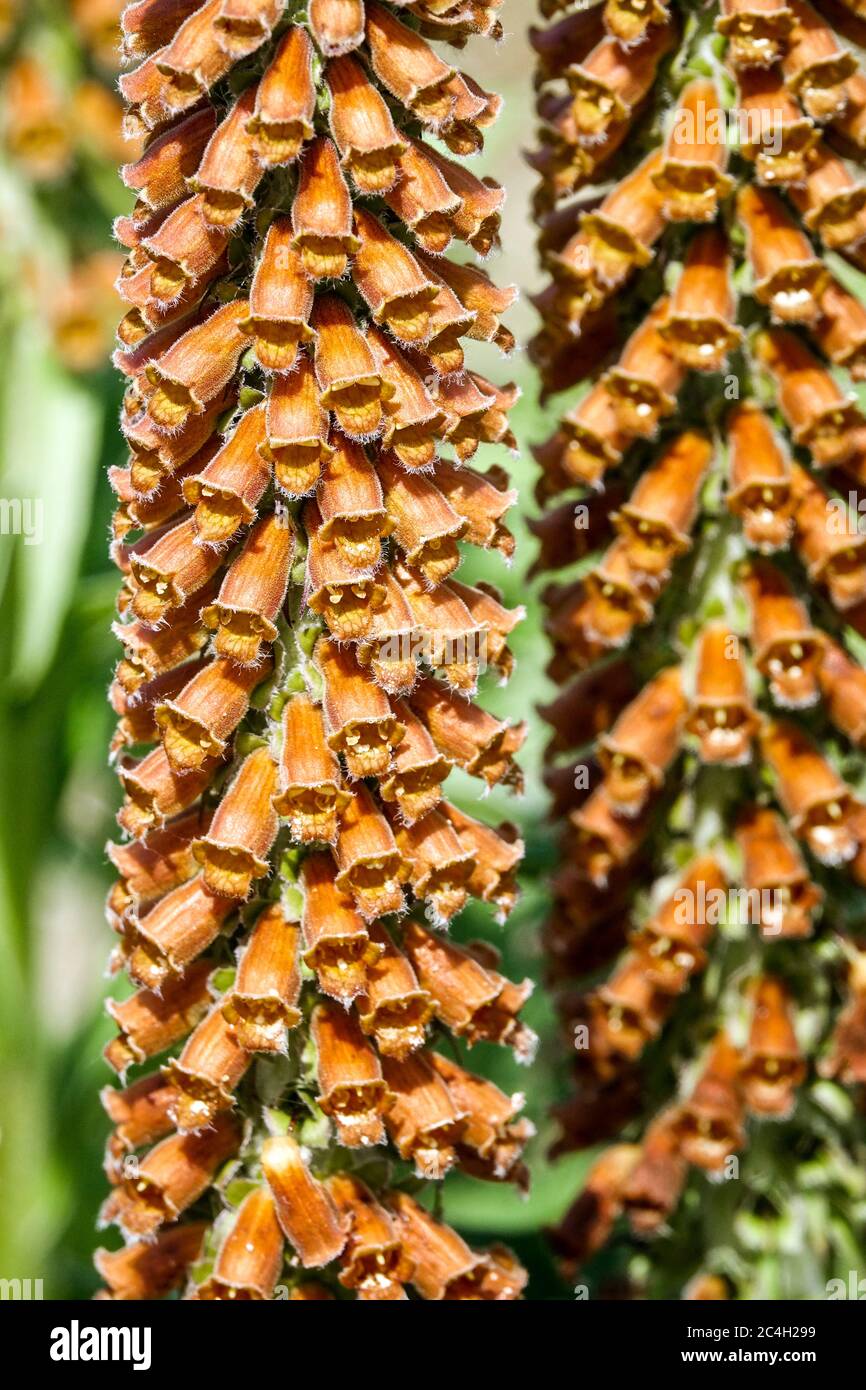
<box><xmin>327</xmin><ymin>1173</ymin><xmax>413</xmax><ymax>1300</ymax></box>
<box><xmin>247</xmin><ymin>26</ymin><xmax>316</xmax><ymax>165</ymax></box>
<box><xmin>716</xmin><ymin>0</ymin><xmax>794</xmax><ymax>66</ymax></box>
<box><xmin>740</xmin><ymin>976</ymin><xmax>806</xmax><ymax>1117</ymax></box>
<box><xmin>726</xmin><ymin>402</ymin><xmax>795</xmax><ymax>552</ymax></box>
<box><xmin>312</xmin><ymin>1000</ymin><xmax>394</xmax><ymax>1148</ymax></box>
<box><xmin>101</xmin><ymin>0</ymin><xmax>526</xmax><ymax>1303</ymax></box>
<box><xmin>736</xmin><ymin>805</ymin><xmax>823</xmax><ymax>939</ymax></box>
<box><xmin>630</xmin><ymin>855</ymin><xmax>724</xmax><ymax>993</ymax></box>
<box><xmin>95</xmin><ymin>1224</ymin><xmax>207</xmax><ymax>1300</ymax></box>
<box><xmin>761</xmin><ymin>719</ymin><xmax>862</xmax><ymax>864</ymax></box>
<box><xmin>261</xmin><ymin>1134</ymin><xmax>349</xmax><ymax>1267</ymax></box>
<box><xmin>357</xmin><ymin>921</ymin><xmax>434</xmax><ymax>1060</ymax></box>
<box><xmin>532</xmin><ymin>0</ymin><xmax>866</xmax><ymax>1300</ymax></box>
<box><xmin>654</xmin><ymin>78</ymin><xmax>733</xmax><ymax>223</ymax></box>
<box><xmin>192</xmin><ymin>1187</ymin><xmax>284</xmax><ymax>1300</ymax></box>
<box><xmin>291</xmin><ymin>136</ymin><xmax>359</xmax><ymax>280</ymax></box>
<box><xmin>300</xmin><ymin>851</ymin><xmax>383</xmax><ymax>1003</ymax></box>
<box><xmin>613</xmin><ymin>431</ymin><xmax>711</xmax><ymax>578</ymax></box>
<box><xmin>221</xmin><ymin>903</ymin><xmax>302</xmax><ymax>1052</ymax></box>
<box><xmin>597</xmin><ymin>665</ymin><xmax>688</xmax><ymax>817</ymax></box>
<box><xmin>686</xmin><ymin>625</ymin><xmax>759</xmax><ymax>765</ymax></box>
<box><xmin>673</xmin><ymin>1033</ymin><xmax>745</xmax><ymax>1172</ymax></box>
<box><xmin>102</xmin><ymin>1113</ymin><xmax>241</xmax><ymax>1240</ymax></box>
<box><xmin>387</xmin><ymin>1189</ymin><xmax>524</xmax><ymax>1300</ymax></box>
<box><xmin>240</xmin><ymin>223</ymin><xmax>314</xmax><ymax>373</ymax></box>
<box><xmin>741</xmin><ymin>557</ymin><xmax>826</xmax><ymax>708</ymax></box>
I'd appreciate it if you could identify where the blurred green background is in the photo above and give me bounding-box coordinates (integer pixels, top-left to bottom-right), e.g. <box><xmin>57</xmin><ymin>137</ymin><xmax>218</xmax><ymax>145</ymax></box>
<box><xmin>0</xmin><ymin>3</ymin><xmax>586</xmax><ymax>1298</ymax></box>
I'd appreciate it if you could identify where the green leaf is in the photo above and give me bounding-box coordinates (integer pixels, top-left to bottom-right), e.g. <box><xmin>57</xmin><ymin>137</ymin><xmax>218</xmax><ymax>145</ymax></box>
<box><xmin>0</xmin><ymin>322</ymin><xmax>102</xmax><ymax>694</ymax></box>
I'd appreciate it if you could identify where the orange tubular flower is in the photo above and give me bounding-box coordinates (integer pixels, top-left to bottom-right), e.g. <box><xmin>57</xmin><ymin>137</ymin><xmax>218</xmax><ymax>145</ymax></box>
<box><xmin>145</xmin><ymin>300</ymin><xmax>250</xmax><ymax>431</ymax></box>
<box><xmin>201</xmin><ymin>513</ymin><xmax>294</xmax><ymax>666</ymax></box>
<box><xmin>381</xmin><ymin>1049</ymin><xmax>467</xmax><ymax>1178</ymax></box>
<box><xmin>221</xmin><ymin>903</ymin><xmax>302</xmax><ymax>1051</ymax></box>
<box><xmin>261</xmin><ymin>1134</ymin><xmax>349</xmax><ymax>1268</ymax></box>
<box><xmin>819</xmin><ymin>638</ymin><xmax>866</xmax><ymax>746</ymax></box>
<box><xmin>304</xmin><ymin>500</ymin><xmax>386</xmax><ymax>641</ymax></box>
<box><xmin>630</xmin><ymin>856</ymin><xmax>723</xmax><ymax>993</ymax></box>
<box><xmin>736</xmin><ymin>805</ymin><xmax>823</xmax><ymax>939</ymax></box>
<box><xmin>103</xmin><ymin>1</ymin><xmax>527</xmax><ymax>1303</ymax></box>
<box><xmin>660</xmin><ymin>229</ymin><xmax>741</xmax><ymax>372</ymax></box>
<box><xmin>726</xmin><ymin>402</ymin><xmax>795</xmax><ymax>552</ymax></box>
<box><xmin>335</xmin><ymin>784</ymin><xmax>409</xmax><ymax>920</ymax></box>
<box><xmin>740</xmin><ymin>976</ymin><xmax>806</xmax><ymax>1116</ymax></box>
<box><xmin>327</xmin><ymin>54</ymin><xmax>407</xmax><ymax>193</ymax></box>
<box><xmin>812</xmin><ymin>277</ymin><xmax>866</xmax><ymax>379</ymax></box>
<box><xmin>273</xmin><ymin>692</ymin><xmax>350</xmax><ymax>845</ymax></box>
<box><xmin>94</xmin><ymin>1224</ymin><xmax>207</xmax><ymax>1300</ymax></box>
<box><xmin>755</xmin><ymin>327</ymin><xmax>865</xmax><ymax>465</ymax></box>
<box><xmin>620</xmin><ymin>1112</ymin><xmax>687</xmax><ymax>1235</ymax></box>
<box><xmin>430</xmin><ymin>1051</ymin><xmax>532</xmax><ymax>1187</ymax></box>
<box><xmin>687</xmin><ymin>624</ymin><xmax>760</xmax><ymax>765</ymax></box>
<box><xmin>300</xmin><ymin>851</ymin><xmax>382</xmax><ymax>1003</ymax></box>
<box><xmin>292</xmin><ymin>137</ymin><xmax>359</xmax><ymax>280</ymax></box>
<box><xmin>313</xmin><ymin>293</ymin><xmax>393</xmax><ymax>441</ymax></box>
<box><xmin>403</xmin><ymin>920</ymin><xmax>536</xmax><ymax>1059</ymax></box>
<box><xmin>548</xmin><ymin>1144</ymin><xmax>640</xmax><ymax>1276</ymax></box>
<box><xmin>247</xmin><ymin>26</ymin><xmax>316</xmax><ymax>165</ymax></box>
<box><xmin>162</xmin><ymin>1002</ymin><xmax>251</xmax><ymax>1131</ymax></box>
<box><xmin>739</xmin><ymin>184</ymin><xmax>828</xmax><ymax>324</ymax></box>
<box><xmin>190</xmin><ymin>86</ymin><xmax>263</xmax><ymax>228</ymax></box>
<box><xmin>597</xmin><ymin>665</ymin><xmax>688</xmax><ymax>817</ymax></box>
<box><xmin>790</xmin><ymin>463</ymin><xmax>866</xmax><ymax>610</ymax></box>
<box><xmin>384</xmin><ymin>141</ymin><xmax>462</xmax><ymax>256</ymax></box>
<box><xmin>352</xmin><ymin>210</ymin><xmax>439</xmax><ymax>345</ymax></box>
<box><xmin>310</xmin><ymin>0</ymin><xmax>366</xmax><ymax>56</ymax></box>
<box><xmin>781</xmin><ymin>0</ymin><xmax>856</xmax><ymax>122</ymax></box>
<box><xmin>736</xmin><ymin>64</ymin><xmax>818</xmax><ymax>185</ymax></box>
<box><xmin>154</xmin><ymin>656</ymin><xmax>272</xmax><ymax>774</ymax></box>
<box><xmin>566</xmin><ymin>22</ymin><xmax>674</xmax><ymax>142</ymax></box>
<box><xmin>327</xmin><ymin>1174</ymin><xmax>413</xmax><ymax>1300</ymax></box>
<box><xmin>552</xmin><ymin>149</ymin><xmax>667</xmax><ymax>300</ymax></box>
<box><xmin>365</xmin><ymin>3</ymin><xmax>456</xmax><ymax>128</ymax></box>
<box><xmin>190</xmin><ymin>746</ymin><xmax>278</xmax><ymax>898</ymax></box>
<box><xmin>121</xmin><ymin>105</ymin><xmax>216</xmax><ymax>214</ymax></box>
<box><xmin>240</xmin><ymin>224</ymin><xmax>314</xmax><ymax>373</ymax></box>
<box><xmin>387</xmin><ymin>1190</ymin><xmax>524</xmax><ymax>1300</ymax></box>
<box><xmin>613</xmin><ymin>431</ymin><xmax>711</xmax><ymax>578</ymax></box>
<box><xmin>192</xmin><ymin>1187</ymin><xmax>284</xmax><ymax>1301</ymax></box>
<box><xmin>215</xmin><ymin>0</ymin><xmax>283</xmax><ymax>57</ymax></box>
<box><xmin>741</xmin><ymin>557</ymin><xmax>826</xmax><ymax>707</ymax></box>
<box><xmin>117</xmin><ymin>747</ymin><xmax>221</xmax><ymax>839</ymax></box>
<box><xmin>105</xmin><ymin>811</ymin><xmax>204</xmax><ymax>920</ymax></box>
<box><xmin>789</xmin><ymin>142</ymin><xmax>866</xmax><ymax>252</ymax></box>
<box><xmin>602</xmin><ymin>299</ymin><xmax>685</xmax><ymax>438</ymax></box>
<box><xmin>357</xmin><ymin>922</ymin><xmax>434</xmax><ymax>1059</ymax></box>
<box><xmin>104</xmin><ymin>958</ymin><xmax>213</xmax><ymax>1077</ymax></box>
<box><xmin>673</xmin><ymin>1033</ymin><xmax>745</xmax><ymax>1172</ymax></box>
<box><xmin>715</xmin><ymin>0</ymin><xmax>794</xmax><ymax>67</ymax></box>
<box><xmin>533</xmin><ymin>0</ymin><xmax>866</xmax><ymax>1300</ymax></box>
<box><xmin>653</xmin><ymin>79</ymin><xmax>733</xmax><ymax>223</ymax></box>
<box><xmin>265</xmin><ymin>355</ymin><xmax>333</xmax><ymax>495</ymax></box>
<box><xmin>182</xmin><ymin>405</ymin><xmax>270</xmax><ymax>545</ymax></box>
<box><xmin>312</xmin><ymin>1000</ymin><xmax>394</xmax><ymax>1147</ymax></box>
<box><xmin>394</xmin><ymin>808</ymin><xmax>475</xmax><ymax>924</ymax></box>
<box><xmin>103</xmin><ymin>1113</ymin><xmax>241</xmax><ymax>1241</ymax></box>
<box><xmin>761</xmin><ymin>719</ymin><xmax>862</xmax><ymax>864</ymax></box>
<box><xmin>123</xmin><ymin>876</ymin><xmax>237</xmax><ymax>991</ymax></box>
